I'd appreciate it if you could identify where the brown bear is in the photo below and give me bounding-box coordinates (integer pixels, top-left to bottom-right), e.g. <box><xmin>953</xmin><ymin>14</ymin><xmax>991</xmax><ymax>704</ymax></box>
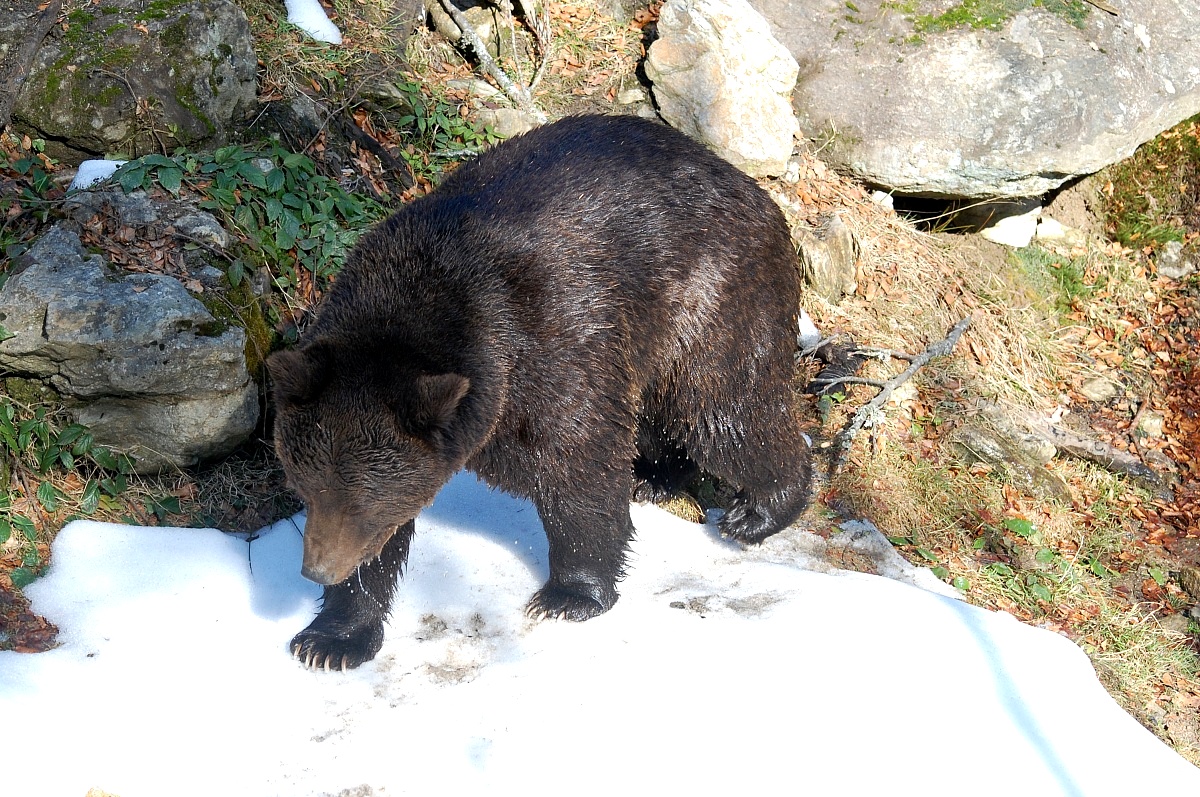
<box><xmin>268</xmin><ymin>114</ymin><xmax>813</xmax><ymax>671</ymax></box>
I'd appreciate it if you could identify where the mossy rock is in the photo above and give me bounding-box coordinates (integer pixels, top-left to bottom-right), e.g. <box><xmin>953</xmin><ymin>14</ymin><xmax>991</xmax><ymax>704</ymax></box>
<box><xmin>11</xmin><ymin>0</ymin><xmax>257</xmax><ymax>162</ymax></box>
<box><xmin>197</xmin><ymin>276</ymin><xmax>274</xmax><ymax>379</ymax></box>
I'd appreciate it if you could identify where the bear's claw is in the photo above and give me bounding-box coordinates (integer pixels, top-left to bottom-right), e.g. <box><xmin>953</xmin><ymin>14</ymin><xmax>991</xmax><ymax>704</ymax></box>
<box><xmin>720</xmin><ymin>498</ymin><xmax>779</xmax><ymax>545</ymax></box>
<box><xmin>526</xmin><ymin>584</ymin><xmax>616</xmax><ymax>622</ymax></box>
<box><xmin>291</xmin><ymin>621</ymin><xmax>384</xmax><ymax>671</ymax></box>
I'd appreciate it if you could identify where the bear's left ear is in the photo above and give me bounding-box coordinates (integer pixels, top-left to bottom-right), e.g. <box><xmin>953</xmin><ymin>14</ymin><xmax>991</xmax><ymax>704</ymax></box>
<box><xmin>400</xmin><ymin>373</ymin><xmax>471</xmax><ymax>439</ymax></box>
<box><xmin>267</xmin><ymin>345</ymin><xmax>332</xmax><ymax>406</ymax></box>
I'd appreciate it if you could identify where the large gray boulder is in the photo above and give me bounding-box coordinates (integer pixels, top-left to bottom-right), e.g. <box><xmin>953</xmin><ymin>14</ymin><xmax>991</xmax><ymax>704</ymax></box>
<box><xmin>646</xmin><ymin>0</ymin><xmax>800</xmax><ymax>177</ymax></box>
<box><xmin>10</xmin><ymin>0</ymin><xmax>256</xmax><ymax>161</ymax></box>
<box><xmin>754</xmin><ymin>0</ymin><xmax>1200</xmax><ymax>197</ymax></box>
<box><xmin>0</xmin><ymin>225</ymin><xmax>258</xmax><ymax>473</ymax></box>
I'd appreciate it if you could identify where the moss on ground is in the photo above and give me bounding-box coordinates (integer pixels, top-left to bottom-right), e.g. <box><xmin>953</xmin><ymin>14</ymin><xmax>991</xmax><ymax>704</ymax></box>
<box><xmin>1100</xmin><ymin>113</ymin><xmax>1200</xmax><ymax>250</ymax></box>
<box><xmin>912</xmin><ymin>0</ymin><xmax>1090</xmax><ymax>34</ymax></box>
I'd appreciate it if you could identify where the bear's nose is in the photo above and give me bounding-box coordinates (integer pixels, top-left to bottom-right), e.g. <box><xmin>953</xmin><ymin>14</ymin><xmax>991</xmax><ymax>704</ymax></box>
<box><xmin>301</xmin><ymin>561</ymin><xmax>341</xmax><ymax>586</ymax></box>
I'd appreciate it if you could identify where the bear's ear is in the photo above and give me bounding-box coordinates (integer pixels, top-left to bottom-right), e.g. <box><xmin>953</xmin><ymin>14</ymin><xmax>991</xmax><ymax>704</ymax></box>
<box><xmin>267</xmin><ymin>346</ymin><xmax>331</xmax><ymax>406</ymax></box>
<box><xmin>398</xmin><ymin>373</ymin><xmax>470</xmax><ymax>439</ymax></box>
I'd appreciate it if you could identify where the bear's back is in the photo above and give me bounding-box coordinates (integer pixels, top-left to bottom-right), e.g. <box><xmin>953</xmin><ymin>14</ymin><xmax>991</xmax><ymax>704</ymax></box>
<box><xmin>323</xmin><ymin>115</ymin><xmax>801</xmax><ymax>403</ymax></box>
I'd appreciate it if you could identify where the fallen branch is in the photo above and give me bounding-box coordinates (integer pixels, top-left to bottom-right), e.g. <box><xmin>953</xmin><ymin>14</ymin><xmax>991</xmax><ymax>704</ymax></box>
<box><xmin>808</xmin><ymin>376</ymin><xmax>887</xmax><ymax>390</ymax></box>
<box><xmin>976</xmin><ymin>402</ymin><xmax>1173</xmax><ymax>501</ymax></box>
<box><xmin>1084</xmin><ymin>0</ymin><xmax>1118</xmax><ymax>15</ymax></box>
<box><xmin>516</xmin><ymin>0</ymin><xmax>554</xmax><ymax>92</ymax></box>
<box><xmin>1036</xmin><ymin>424</ymin><xmax>1170</xmax><ymax>499</ymax></box>
<box><xmin>832</xmin><ymin>316</ymin><xmax>972</xmax><ymax>470</ymax></box>
<box><xmin>438</xmin><ymin>0</ymin><xmax>546</xmax><ymax>122</ymax></box>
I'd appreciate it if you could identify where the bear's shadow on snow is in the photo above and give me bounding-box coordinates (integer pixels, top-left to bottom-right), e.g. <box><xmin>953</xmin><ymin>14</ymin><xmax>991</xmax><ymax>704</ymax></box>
<box><xmin>245</xmin><ymin>471</ymin><xmax>553</xmax><ymax>622</ymax></box>
<box><xmin>418</xmin><ymin>471</ymin><xmax>552</xmax><ymax>575</ymax></box>
<box><xmin>245</xmin><ymin>471</ymin><xmax>744</xmax><ymax>622</ymax></box>
<box><xmin>244</xmin><ymin>516</ymin><xmax>322</xmax><ymax>621</ymax></box>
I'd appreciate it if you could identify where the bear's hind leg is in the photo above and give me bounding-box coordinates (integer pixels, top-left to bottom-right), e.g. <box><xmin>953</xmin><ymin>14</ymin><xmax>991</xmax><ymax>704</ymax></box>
<box><xmin>686</xmin><ymin>402</ymin><xmax>813</xmax><ymax>546</ymax></box>
<box><xmin>527</xmin><ymin>466</ymin><xmax>633</xmax><ymax>621</ymax></box>
<box><xmin>291</xmin><ymin>519</ymin><xmax>411</xmax><ymax>670</ymax></box>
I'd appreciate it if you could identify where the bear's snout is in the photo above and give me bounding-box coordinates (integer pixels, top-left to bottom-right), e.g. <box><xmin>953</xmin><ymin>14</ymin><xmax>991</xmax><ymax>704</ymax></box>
<box><xmin>301</xmin><ymin>510</ymin><xmax>395</xmax><ymax>586</ymax></box>
<box><xmin>301</xmin><ymin>560</ymin><xmax>344</xmax><ymax>586</ymax></box>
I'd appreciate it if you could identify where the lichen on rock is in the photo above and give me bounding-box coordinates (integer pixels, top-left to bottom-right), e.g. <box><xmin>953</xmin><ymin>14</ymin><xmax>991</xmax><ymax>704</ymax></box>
<box><xmin>10</xmin><ymin>0</ymin><xmax>257</xmax><ymax>162</ymax></box>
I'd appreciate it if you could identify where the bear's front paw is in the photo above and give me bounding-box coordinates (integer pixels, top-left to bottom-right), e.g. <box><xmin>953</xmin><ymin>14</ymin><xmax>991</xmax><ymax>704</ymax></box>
<box><xmin>291</xmin><ymin>620</ymin><xmax>385</xmax><ymax>671</ymax></box>
<box><xmin>720</xmin><ymin>499</ymin><xmax>779</xmax><ymax>545</ymax></box>
<box><xmin>527</xmin><ymin>583</ymin><xmax>616</xmax><ymax>622</ymax></box>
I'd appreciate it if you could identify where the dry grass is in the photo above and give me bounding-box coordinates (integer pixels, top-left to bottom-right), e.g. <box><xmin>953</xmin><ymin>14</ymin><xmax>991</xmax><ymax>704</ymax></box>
<box><xmin>239</xmin><ymin>0</ymin><xmax>411</xmax><ymax>102</ymax></box>
<box><xmin>767</xmin><ymin>157</ymin><xmax>1200</xmax><ymax>762</ymax></box>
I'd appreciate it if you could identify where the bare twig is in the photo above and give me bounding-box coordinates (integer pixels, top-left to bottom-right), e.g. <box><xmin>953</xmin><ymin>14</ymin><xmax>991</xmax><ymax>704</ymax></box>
<box><xmin>433</xmin><ymin>148</ymin><xmax>485</xmax><ymax>159</ymax></box>
<box><xmin>497</xmin><ymin>0</ymin><xmax>524</xmax><ymax>85</ymax></box>
<box><xmin>851</xmin><ymin>347</ymin><xmax>918</xmax><ymax>362</ymax></box>
<box><xmin>833</xmin><ymin>316</ymin><xmax>972</xmax><ymax>470</ymax></box>
<box><xmin>1084</xmin><ymin>0</ymin><xmax>1118</xmax><ymax>15</ymax></box>
<box><xmin>518</xmin><ymin>0</ymin><xmax>555</xmax><ymax>92</ymax></box>
<box><xmin>1038</xmin><ymin>424</ymin><xmax>1169</xmax><ymax>499</ymax></box>
<box><xmin>14</xmin><ymin>465</ymin><xmax>50</xmax><ymax>536</ymax></box>
<box><xmin>171</xmin><ymin>231</ymin><xmax>239</xmax><ymax>264</ymax></box>
<box><xmin>519</xmin><ymin>0</ymin><xmax>553</xmax><ymax>54</ymax></box>
<box><xmin>807</xmin><ymin>376</ymin><xmax>888</xmax><ymax>389</ymax></box>
<box><xmin>798</xmin><ymin>334</ymin><xmax>841</xmax><ymax>360</ymax></box>
<box><xmin>438</xmin><ymin>0</ymin><xmax>545</xmax><ymax>121</ymax></box>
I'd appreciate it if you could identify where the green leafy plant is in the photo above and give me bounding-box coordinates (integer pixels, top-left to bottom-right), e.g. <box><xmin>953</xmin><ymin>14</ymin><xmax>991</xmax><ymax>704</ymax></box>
<box><xmin>0</xmin><ymin>399</ymin><xmax>134</xmax><ymax>587</ymax></box>
<box><xmin>110</xmin><ymin>144</ymin><xmax>385</xmax><ymax>303</ymax></box>
<box><xmin>984</xmin><ymin>561</ymin><xmax>1057</xmax><ymax>606</ymax></box>
<box><xmin>0</xmin><ymin>135</ymin><xmax>59</xmax><ymax>263</ymax></box>
<box><xmin>1003</xmin><ymin>517</ymin><xmax>1036</xmax><ymax>539</ymax></box>
<box><xmin>392</xmin><ymin>81</ymin><xmax>501</xmax><ymax>179</ymax></box>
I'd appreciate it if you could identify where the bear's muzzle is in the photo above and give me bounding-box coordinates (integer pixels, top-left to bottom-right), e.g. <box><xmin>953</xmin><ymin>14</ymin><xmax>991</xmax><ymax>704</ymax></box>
<box><xmin>301</xmin><ymin>512</ymin><xmax>395</xmax><ymax>586</ymax></box>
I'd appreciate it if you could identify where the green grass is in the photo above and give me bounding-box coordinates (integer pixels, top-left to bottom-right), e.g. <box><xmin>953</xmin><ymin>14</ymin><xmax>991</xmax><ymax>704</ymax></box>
<box><xmin>1010</xmin><ymin>245</ymin><xmax>1093</xmax><ymax>315</ymax></box>
<box><xmin>1101</xmin><ymin>113</ymin><xmax>1200</xmax><ymax>250</ymax></box>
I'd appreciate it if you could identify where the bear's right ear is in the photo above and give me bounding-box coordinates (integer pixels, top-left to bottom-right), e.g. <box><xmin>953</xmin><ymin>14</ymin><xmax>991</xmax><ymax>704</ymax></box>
<box><xmin>267</xmin><ymin>346</ymin><xmax>330</xmax><ymax>406</ymax></box>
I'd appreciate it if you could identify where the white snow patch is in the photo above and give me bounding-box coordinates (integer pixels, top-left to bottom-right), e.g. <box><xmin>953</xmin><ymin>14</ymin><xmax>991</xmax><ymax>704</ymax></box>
<box><xmin>285</xmin><ymin>0</ymin><xmax>342</xmax><ymax>44</ymax></box>
<box><xmin>68</xmin><ymin>159</ymin><xmax>126</xmax><ymax>191</ymax></box>
<box><xmin>980</xmin><ymin>203</ymin><xmax>1042</xmax><ymax>248</ymax></box>
<box><xmin>1</xmin><ymin>471</ymin><xmax>1197</xmax><ymax>796</ymax></box>
<box><xmin>797</xmin><ymin>308</ymin><xmax>821</xmax><ymax>350</ymax></box>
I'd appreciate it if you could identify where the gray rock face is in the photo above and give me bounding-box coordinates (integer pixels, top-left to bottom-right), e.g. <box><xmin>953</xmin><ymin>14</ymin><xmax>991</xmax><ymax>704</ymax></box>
<box><xmin>0</xmin><ymin>226</ymin><xmax>258</xmax><ymax>472</ymax></box>
<box><xmin>11</xmin><ymin>0</ymin><xmax>256</xmax><ymax>160</ymax></box>
<box><xmin>0</xmin><ymin>0</ymin><xmax>59</xmax><ymax>130</ymax></box>
<box><xmin>754</xmin><ymin>0</ymin><xmax>1200</xmax><ymax>197</ymax></box>
<box><xmin>646</xmin><ymin>0</ymin><xmax>800</xmax><ymax>177</ymax></box>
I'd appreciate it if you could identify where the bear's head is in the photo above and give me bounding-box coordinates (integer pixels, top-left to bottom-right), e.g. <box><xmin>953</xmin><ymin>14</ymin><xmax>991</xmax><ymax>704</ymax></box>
<box><xmin>267</xmin><ymin>343</ymin><xmax>471</xmax><ymax>585</ymax></box>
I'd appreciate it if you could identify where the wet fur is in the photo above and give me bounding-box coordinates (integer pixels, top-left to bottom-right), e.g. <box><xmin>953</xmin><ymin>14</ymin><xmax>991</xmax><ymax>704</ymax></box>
<box><xmin>269</xmin><ymin>114</ymin><xmax>813</xmax><ymax>670</ymax></box>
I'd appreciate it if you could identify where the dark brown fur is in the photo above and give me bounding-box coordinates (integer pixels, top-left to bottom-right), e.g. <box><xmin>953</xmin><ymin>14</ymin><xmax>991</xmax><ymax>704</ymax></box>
<box><xmin>268</xmin><ymin>115</ymin><xmax>812</xmax><ymax>670</ymax></box>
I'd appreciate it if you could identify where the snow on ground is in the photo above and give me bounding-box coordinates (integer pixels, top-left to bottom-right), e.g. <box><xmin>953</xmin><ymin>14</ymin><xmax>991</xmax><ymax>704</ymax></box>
<box><xmin>2</xmin><ymin>471</ymin><xmax>1198</xmax><ymax>796</ymax></box>
<box><xmin>284</xmin><ymin>0</ymin><xmax>342</xmax><ymax>44</ymax></box>
<box><xmin>68</xmin><ymin>160</ymin><xmax>126</xmax><ymax>191</ymax></box>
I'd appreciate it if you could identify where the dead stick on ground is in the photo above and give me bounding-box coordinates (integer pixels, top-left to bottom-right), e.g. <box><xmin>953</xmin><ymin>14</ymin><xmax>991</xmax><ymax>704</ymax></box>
<box><xmin>1127</xmin><ymin>394</ymin><xmax>1152</xmax><ymax>457</ymax></box>
<box><xmin>832</xmin><ymin>316</ymin><xmax>973</xmax><ymax>471</ymax></box>
<box><xmin>438</xmin><ymin>0</ymin><xmax>546</xmax><ymax>121</ymax></box>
